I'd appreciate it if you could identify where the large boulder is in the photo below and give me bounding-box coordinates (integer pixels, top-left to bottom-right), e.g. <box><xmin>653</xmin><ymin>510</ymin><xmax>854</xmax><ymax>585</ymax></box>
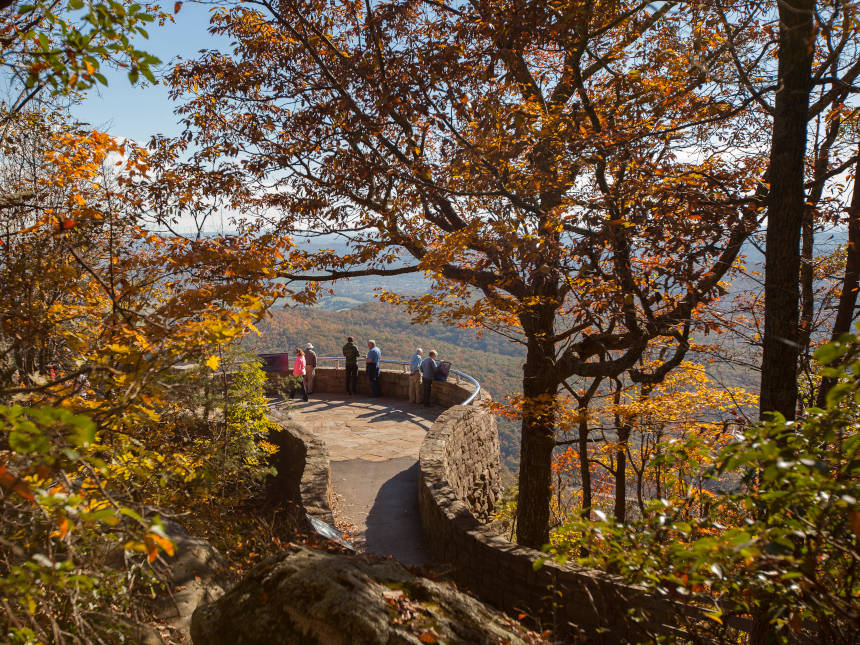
<box><xmin>154</xmin><ymin>521</ymin><xmax>232</xmax><ymax>638</ymax></box>
<box><xmin>191</xmin><ymin>545</ymin><xmax>534</xmax><ymax>645</ymax></box>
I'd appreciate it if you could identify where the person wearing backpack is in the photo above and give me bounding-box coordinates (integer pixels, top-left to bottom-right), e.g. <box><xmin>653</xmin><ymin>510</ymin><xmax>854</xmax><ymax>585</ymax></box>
<box><xmin>420</xmin><ymin>349</ymin><xmax>438</xmax><ymax>406</ymax></box>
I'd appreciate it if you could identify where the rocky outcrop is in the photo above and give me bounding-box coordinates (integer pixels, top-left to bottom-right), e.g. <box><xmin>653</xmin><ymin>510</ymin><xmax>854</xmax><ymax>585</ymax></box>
<box><xmin>153</xmin><ymin>521</ymin><xmax>232</xmax><ymax>638</ymax></box>
<box><xmin>190</xmin><ymin>546</ymin><xmax>535</xmax><ymax>645</ymax></box>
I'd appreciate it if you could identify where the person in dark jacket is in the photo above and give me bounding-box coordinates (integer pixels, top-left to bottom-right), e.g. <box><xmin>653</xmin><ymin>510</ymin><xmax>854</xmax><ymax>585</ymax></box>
<box><xmin>342</xmin><ymin>336</ymin><xmax>360</xmax><ymax>395</ymax></box>
<box><xmin>420</xmin><ymin>350</ymin><xmax>438</xmax><ymax>406</ymax></box>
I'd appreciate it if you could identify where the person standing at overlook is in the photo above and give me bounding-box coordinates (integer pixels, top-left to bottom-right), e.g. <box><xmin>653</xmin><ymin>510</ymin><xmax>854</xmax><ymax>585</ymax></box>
<box><xmin>304</xmin><ymin>342</ymin><xmax>317</xmax><ymax>395</ymax></box>
<box><xmin>421</xmin><ymin>350</ymin><xmax>439</xmax><ymax>407</ymax></box>
<box><xmin>342</xmin><ymin>336</ymin><xmax>360</xmax><ymax>395</ymax></box>
<box><xmin>408</xmin><ymin>347</ymin><xmax>423</xmax><ymax>404</ymax></box>
<box><xmin>366</xmin><ymin>339</ymin><xmax>381</xmax><ymax>397</ymax></box>
<box><xmin>290</xmin><ymin>347</ymin><xmax>308</xmax><ymax>402</ymax></box>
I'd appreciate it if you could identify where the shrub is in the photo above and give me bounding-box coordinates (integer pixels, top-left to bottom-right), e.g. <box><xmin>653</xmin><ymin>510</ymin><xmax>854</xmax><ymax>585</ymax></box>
<box><xmin>549</xmin><ymin>332</ymin><xmax>860</xmax><ymax>643</ymax></box>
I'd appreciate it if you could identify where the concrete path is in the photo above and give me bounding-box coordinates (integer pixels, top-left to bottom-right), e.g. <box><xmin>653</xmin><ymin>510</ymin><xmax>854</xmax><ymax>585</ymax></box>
<box><xmin>289</xmin><ymin>394</ymin><xmax>441</xmax><ymax>566</ymax></box>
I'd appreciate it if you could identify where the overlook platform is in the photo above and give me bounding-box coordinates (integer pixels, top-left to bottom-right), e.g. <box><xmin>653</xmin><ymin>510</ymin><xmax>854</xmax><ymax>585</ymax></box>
<box><xmin>288</xmin><ymin>393</ymin><xmax>442</xmax><ymax>566</ymax></box>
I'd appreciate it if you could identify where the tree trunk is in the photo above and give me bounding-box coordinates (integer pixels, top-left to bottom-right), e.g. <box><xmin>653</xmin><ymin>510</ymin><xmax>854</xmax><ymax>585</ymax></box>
<box><xmin>816</xmin><ymin>151</ymin><xmax>860</xmax><ymax>407</ymax></box>
<box><xmin>799</xmin><ymin>209</ymin><xmax>814</xmax><ymax>374</ymax></box>
<box><xmin>577</xmin><ymin>412</ymin><xmax>592</xmax><ymax>519</ymax></box>
<box><xmin>759</xmin><ymin>0</ymin><xmax>816</xmax><ymax>422</ymax></box>
<box><xmin>614</xmin><ymin>424</ymin><xmax>631</xmax><ymax>523</ymax></box>
<box><xmin>515</xmin><ymin>312</ymin><xmax>558</xmax><ymax>549</ymax></box>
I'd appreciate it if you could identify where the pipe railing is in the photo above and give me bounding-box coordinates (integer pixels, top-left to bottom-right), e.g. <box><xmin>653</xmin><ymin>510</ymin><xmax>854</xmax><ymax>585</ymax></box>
<box><xmin>259</xmin><ymin>354</ymin><xmax>481</xmax><ymax>406</ymax></box>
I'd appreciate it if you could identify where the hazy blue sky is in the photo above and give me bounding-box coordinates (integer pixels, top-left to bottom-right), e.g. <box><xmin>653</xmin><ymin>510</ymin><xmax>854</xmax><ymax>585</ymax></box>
<box><xmin>71</xmin><ymin>2</ymin><xmax>229</xmax><ymax>142</ymax></box>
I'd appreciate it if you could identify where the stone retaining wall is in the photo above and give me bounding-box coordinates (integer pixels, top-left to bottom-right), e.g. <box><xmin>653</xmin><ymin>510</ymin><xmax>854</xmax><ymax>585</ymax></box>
<box><xmin>417</xmin><ymin>403</ymin><xmax>715</xmax><ymax>641</ymax></box>
<box><xmin>422</xmin><ymin>405</ymin><xmax>503</xmax><ymax>523</ymax></box>
<box><xmin>260</xmin><ymin>357</ymin><xmax>741</xmax><ymax>639</ymax></box>
<box><xmin>266</xmin><ymin>408</ymin><xmax>334</xmax><ymax>526</ymax></box>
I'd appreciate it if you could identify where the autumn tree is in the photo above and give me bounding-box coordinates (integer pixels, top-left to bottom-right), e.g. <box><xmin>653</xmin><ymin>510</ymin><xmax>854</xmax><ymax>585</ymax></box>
<box><xmin>168</xmin><ymin>0</ymin><xmax>779</xmax><ymax>545</ymax></box>
<box><xmin>712</xmin><ymin>0</ymin><xmax>860</xmax><ymax>419</ymax></box>
<box><xmin>0</xmin><ymin>0</ymin><xmax>161</xmax><ymax>114</ymax></box>
<box><xmin>0</xmin><ymin>104</ymin><xmax>290</xmax><ymax>640</ymax></box>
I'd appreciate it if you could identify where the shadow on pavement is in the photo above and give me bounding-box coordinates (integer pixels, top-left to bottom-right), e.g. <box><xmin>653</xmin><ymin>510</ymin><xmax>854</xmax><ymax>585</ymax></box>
<box><xmin>364</xmin><ymin>462</ymin><xmax>433</xmax><ymax>567</ymax></box>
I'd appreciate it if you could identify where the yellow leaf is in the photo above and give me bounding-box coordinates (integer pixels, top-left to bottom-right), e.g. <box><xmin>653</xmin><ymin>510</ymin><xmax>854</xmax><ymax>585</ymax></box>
<box><xmin>206</xmin><ymin>355</ymin><xmax>220</xmax><ymax>371</ymax></box>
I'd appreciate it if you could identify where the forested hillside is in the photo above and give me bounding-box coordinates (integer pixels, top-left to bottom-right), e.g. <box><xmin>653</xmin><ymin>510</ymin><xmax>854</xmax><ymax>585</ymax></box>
<box><xmin>249</xmin><ymin>303</ymin><xmax>525</xmax><ymax>471</ymax></box>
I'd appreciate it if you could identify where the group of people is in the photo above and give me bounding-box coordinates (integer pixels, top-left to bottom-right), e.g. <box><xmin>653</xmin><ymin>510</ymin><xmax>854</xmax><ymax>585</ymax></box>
<box><xmin>288</xmin><ymin>343</ymin><xmax>317</xmax><ymax>402</ymax></box>
<box><xmin>286</xmin><ymin>338</ymin><xmax>446</xmax><ymax>406</ymax></box>
<box><xmin>408</xmin><ymin>347</ymin><xmax>442</xmax><ymax>406</ymax></box>
<box><xmin>342</xmin><ymin>337</ymin><xmax>386</xmax><ymax>397</ymax></box>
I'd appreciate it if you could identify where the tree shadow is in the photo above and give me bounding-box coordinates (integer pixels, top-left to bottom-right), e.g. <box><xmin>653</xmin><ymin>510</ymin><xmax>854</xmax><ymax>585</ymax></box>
<box><xmin>364</xmin><ymin>462</ymin><xmax>433</xmax><ymax>567</ymax></box>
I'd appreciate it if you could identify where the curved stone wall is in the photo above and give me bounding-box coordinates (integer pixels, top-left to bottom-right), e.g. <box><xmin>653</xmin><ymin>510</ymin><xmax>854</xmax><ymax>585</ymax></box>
<box><xmin>266</xmin><ymin>408</ymin><xmax>334</xmax><ymax>526</ymax></box>
<box><xmin>262</xmin><ymin>358</ymin><xmax>744</xmax><ymax>639</ymax></box>
<box><xmin>417</xmin><ymin>403</ymin><xmax>716</xmax><ymax>641</ymax></box>
<box><xmin>309</xmin><ymin>365</ymin><xmax>475</xmax><ymax>407</ymax></box>
<box><xmin>262</xmin><ymin>364</ymin><xmax>479</xmax><ymax>525</ymax></box>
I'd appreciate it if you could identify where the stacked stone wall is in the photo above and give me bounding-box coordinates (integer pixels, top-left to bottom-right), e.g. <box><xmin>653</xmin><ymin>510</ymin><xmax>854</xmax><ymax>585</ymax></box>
<box><xmin>432</xmin><ymin>405</ymin><xmax>502</xmax><ymax>522</ymax></box>
<box><xmin>270</xmin><ymin>364</ymin><xmax>474</xmax><ymax>407</ymax></box>
<box><xmin>261</xmin><ymin>358</ymin><xmax>731</xmax><ymax>639</ymax></box>
<box><xmin>417</xmin><ymin>403</ymin><xmax>726</xmax><ymax>641</ymax></box>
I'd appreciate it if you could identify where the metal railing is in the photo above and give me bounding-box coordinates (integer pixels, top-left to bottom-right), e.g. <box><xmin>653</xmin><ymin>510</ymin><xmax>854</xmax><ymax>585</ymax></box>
<box><xmin>259</xmin><ymin>354</ymin><xmax>481</xmax><ymax>406</ymax></box>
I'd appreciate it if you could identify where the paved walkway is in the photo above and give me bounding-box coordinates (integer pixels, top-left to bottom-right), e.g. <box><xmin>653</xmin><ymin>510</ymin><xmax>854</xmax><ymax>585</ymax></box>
<box><xmin>289</xmin><ymin>394</ymin><xmax>441</xmax><ymax>566</ymax></box>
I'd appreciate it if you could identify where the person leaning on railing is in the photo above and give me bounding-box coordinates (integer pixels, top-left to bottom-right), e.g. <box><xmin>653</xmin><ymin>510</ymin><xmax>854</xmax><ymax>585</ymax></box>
<box><xmin>420</xmin><ymin>350</ymin><xmax>439</xmax><ymax>407</ymax></box>
<box><xmin>342</xmin><ymin>336</ymin><xmax>360</xmax><ymax>395</ymax></box>
<box><xmin>366</xmin><ymin>340</ymin><xmax>381</xmax><ymax>397</ymax></box>
<box><xmin>408</xmin><ymin>347</ymin><xmax>423</xmax><ymax>404</ymax></box>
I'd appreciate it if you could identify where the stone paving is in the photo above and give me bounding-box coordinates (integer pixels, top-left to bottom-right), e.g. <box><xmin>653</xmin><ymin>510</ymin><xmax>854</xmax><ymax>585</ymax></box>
<box><xmin>288</xmin><ymin>393</ymin><xmax>442</xmax><ymax>565</ymax></box>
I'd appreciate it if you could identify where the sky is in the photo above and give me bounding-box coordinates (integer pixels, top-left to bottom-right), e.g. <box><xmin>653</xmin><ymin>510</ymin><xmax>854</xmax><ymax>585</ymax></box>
<box><xmin>71</xmin><ymin>2</ymin><xmax>229</xmax><ymax>143</ymax></box>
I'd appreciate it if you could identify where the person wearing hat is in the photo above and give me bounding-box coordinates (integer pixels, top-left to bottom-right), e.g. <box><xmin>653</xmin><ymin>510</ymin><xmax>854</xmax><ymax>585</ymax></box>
<box><xmin>304</xmin><ymin>342</ymin><xmax>317</xmax><ymax>395</ymax></box>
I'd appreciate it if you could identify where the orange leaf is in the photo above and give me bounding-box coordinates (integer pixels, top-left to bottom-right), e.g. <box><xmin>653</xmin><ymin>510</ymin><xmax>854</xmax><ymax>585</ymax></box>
<box><xmin>144</xmin><ymin>535</ymin><xmax>159</xmax><ymax>563</ymax></box>
<box><xmin>418</xmin><ymin>633</ymin><xmax>437</xmax><ymax>644</ymax></box>
<box><xmin>51</xmin><ymin>515</ymin><xmax>70</xmax><ymax>539</ymax></box>
<box><xmin>0</xmin><ymin>465</ymin><xmax>35</xmax><ymax>501</ymax></box>
<box><xmin>146</xmin><ymin>531</ymin><xmax>175</xmax><ymax>557</ymax></box>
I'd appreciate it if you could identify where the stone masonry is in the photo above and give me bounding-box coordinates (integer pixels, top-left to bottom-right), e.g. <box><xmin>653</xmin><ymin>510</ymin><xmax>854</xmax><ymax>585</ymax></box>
<box><xmin>261</xmin><ymin>361</ymin><xmax>735</xmax><ymax>641</ymax></box>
